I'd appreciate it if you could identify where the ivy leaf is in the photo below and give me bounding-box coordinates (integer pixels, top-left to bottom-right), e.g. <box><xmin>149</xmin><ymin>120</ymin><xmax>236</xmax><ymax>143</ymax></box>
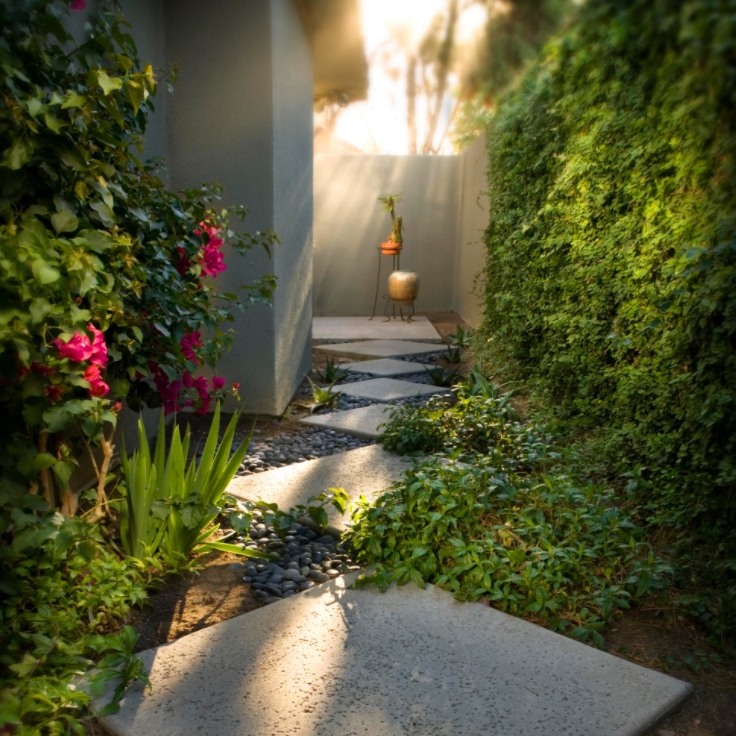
<box><xmin>125</xmin><ymin>80</ymin><xmax>145</xmax><ymax>115</ymax></box>
<box><xmin>89</xmin><ymin>200</ymin><xmax>116</xmax><ymax>227</ymax></box>
<box><xmin>61</xmin><ymin>92</ymin><xmax>86</xmax><ymax>109</ymax></box>
<box><xmin>96</xmin><ymin>70</ymin><xmax>123</xmax><ymax>96</ymax></box>
<box><xmin>51</xmin><ymin>210</ymin><xmax>79</xmax><ymax>234</ymax></box>
<box><xmin>58</xmin><ymin>146</ymin><xmax>88</xmax><ymax>171</ymax></box>
<box><xmin>77</xmin><ymin>229</ymin><xmax>114</xmax><ymax>253</ymax></box>
<box><xmin>2</xmin><ymin>138</ymin><xmax>34</xmax><ymax>170</ymax></box>
<box><xmin>44</xmin><ymin>113</ymin><xmax>66</xmax><ymax>133</ymax></box>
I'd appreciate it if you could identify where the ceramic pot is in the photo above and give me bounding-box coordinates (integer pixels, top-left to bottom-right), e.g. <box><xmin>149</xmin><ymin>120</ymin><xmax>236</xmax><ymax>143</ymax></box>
<box><xmin>381</xmin><ymin>239</ymin><xmax>402</xmax><ymax>256</ymax></box>
<box><xmin>388</xmin><ymin>270</ymin><xmax>420</xmax><ymax>307</ymax></box>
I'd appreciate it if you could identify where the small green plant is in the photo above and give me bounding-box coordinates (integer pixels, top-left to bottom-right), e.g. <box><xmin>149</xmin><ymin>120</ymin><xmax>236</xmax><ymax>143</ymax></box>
<box><xmin>446</xmin><ymin>345</ymin><xmax>462</xmax><ymax>364</ymax></box>
<box><xmin>256</xmin><ymin>487</ymin><xmax>351</xmax><ymax>537</ymax></box>
<box><xmin>378</xmin><ymin>193</ymin><xmax>404</xmax><ymax>246</ymax></box>
<box><xmin>448</xmin><ymin>325</ymin><xmax>473</xmax><ymax>347</ymax></box>
<box><xmin>315</xmin><ymin>358</ymin><xmax>349</xmax><ymax>384</ymax></box>
<box><xmin>0</xmin><ymin>513</ymin><xmax>151</xmax><ymax>733</ymax></box>
<box><xmin>296</xmin><ymin>377</ymin><xmax>341</xmax><ymax>414</ymax></box>
<box><xmin>424</xmin><ymin>365</ymin><xmax>460</xmax><ymax>387</ymax></box>
<box><xmin>119</xmin><ymin>403</ymin><xmax>261</xmax><ymax>563</ymax></box>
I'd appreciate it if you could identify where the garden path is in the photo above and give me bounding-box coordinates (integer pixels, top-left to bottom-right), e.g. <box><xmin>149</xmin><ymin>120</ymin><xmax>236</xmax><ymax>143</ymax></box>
<box><xmin>103</xmin><ymin>337</ymin><xmax>692</xmax><ymax>736</ymax></box>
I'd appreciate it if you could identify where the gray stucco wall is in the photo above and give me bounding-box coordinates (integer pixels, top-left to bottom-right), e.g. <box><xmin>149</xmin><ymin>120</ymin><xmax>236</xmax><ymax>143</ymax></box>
<box><xmin>313</xmin><ymin>141</ymin><xmax>488</xmax><ymax>324</ymax></box>
<box><xmin>65</xmin><ymin>0</ymin><xmax>314</xmax><ymax>418</ymax></box>
<box><xmin>163</xmin><ymin>0</ymin><xmax>312</xmax><ymax>415</ymax></box>
<box><xmin>271</xmin><ymin>0</ymin><xmax>314</xmax><ymax>413</ymax></box>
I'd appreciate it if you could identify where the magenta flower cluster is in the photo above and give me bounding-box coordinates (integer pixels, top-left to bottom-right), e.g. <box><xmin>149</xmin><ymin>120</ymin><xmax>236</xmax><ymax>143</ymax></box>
<box><xmin>52</xmin><ymin>324</ymin><xmax>109</xmax><ymax>398</ymax></box>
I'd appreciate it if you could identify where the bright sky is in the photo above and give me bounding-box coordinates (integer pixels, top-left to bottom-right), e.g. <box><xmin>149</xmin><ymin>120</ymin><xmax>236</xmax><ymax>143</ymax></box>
<box><xmin>330</xmin><ymin>0</ymin><xmax>488</xmax><ymax>155</ymax></box>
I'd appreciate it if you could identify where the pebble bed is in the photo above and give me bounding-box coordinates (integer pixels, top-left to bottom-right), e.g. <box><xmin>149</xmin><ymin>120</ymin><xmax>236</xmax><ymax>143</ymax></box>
<box><xmin>237</xmin><ymin>428</ymin><xmax>373</xmax><ymax>476</ymax></box>
<box><xmin>228</xmin><ymin>509</ymin><xmax>358</xmax><ymax>604</ymax></box>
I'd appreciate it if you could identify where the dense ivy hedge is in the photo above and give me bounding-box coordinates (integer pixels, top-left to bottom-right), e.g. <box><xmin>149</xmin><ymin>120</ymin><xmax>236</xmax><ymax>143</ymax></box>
<box><xmin>481</xmin><ymin>0</ymin><xmax>736</xmax><ymax>546</ymax></box>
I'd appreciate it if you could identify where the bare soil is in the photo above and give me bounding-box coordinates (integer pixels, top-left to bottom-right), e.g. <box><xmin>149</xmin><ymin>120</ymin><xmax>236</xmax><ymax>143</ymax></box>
<box><xmin>606</xmin><ymin>608</ymin><xmax>736</xmax><ymax>735</ymax></box>
<box><xmin>126</xmin><ymin>551</ymin><xmax>264</xmax><ymax>652</ymax></box>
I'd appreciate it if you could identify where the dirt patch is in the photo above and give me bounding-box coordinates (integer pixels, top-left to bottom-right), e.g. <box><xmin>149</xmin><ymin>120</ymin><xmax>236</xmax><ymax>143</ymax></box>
<box><xmin>604</xmin><ymin>607</ymin><xmax>736</xmax><ymax>736</ymax></box>
<box><xmin>126</xmin><ymin>551</ymin><xmax>264</xmax><ymax>652</ymax></box>
<box><xmin>422</xmin><ymin>310</ymin><xmax>467</xmax><ymax>342</ymax></box>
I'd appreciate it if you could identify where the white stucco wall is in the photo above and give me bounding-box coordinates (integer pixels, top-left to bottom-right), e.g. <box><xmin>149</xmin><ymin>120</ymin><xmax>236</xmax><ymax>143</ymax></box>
<box><xmin>313</xmin><ymin>140</ymin><xmax>488</xmax><ymax>323</ymax></box>
<box><xmin>313</xmin><ymin>155</ymin><xmax>462</xmax><ymax>316</ymax></box>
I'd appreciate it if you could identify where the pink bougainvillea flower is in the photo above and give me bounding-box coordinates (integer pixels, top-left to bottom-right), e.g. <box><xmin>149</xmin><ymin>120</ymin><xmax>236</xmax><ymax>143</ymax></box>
<box><xmin>150</xmin><ymin>363</ymin><xmax>181</xmax><ymax>414</ymax></box>
<box><xmin>45</xmin><ymin>385</ymin><xmax>65</xmax><ymax>404</ymax></box>
<box><xmin>70</xmin><ymin>0</ymin><xmax>86</xmax><ymax>10</ymax></box>
<box><xmin>182</xmin><ymin>372</ymin><xmax>194</xmax><ymax>388</ymax></box>
<box><xmin>201</xmin><ymin>243</ymin><xmax>226</xmax><ymax>277</ymax></box>
<box><xmin>87</xmin><ymin>323</ymin><xmax>108</xmax><ymax>368</ymax></box>
<box><xmin>211</xmin><ymin>376</ymin><xmax>225</xmax><ymax>390</ymax></box>
<box><xmin>180</xmin><ymin>331</ymin><xmax>203</xmax><ymax>364</ymax></box>
<box><xmin>112</xmin><ymin>401</ymin><xmax>123</xmax><ymax>414</ymax></box>
<box><xmin>54</xmin><ymin>332</ymin><xmax>93</xmax><ymax>362</ymax></box>
<box><xmin>84</xmin><ymin>364</ymin><xmax>109</xmax><ymax>398</ymax></box>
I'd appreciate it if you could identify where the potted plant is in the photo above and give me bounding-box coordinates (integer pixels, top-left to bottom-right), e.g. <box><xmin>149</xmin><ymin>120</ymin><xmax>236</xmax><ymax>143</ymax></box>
<box><xmin>378</xmin><ymin>192</ymin><xmax>404</xmax><ymax>255</ymax></box>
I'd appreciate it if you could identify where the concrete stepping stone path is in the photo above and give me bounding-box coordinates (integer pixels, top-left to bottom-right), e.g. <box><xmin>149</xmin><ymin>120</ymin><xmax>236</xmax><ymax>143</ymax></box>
<box><xmin>313</xmin><ymin>315</ymin><xmax>441</xmax><ymax>341</ymax></box>
<box><xmin>227</xmin><ymin>444</ymin><xmax>411</xmax><ymax>531</ymax></box>
<box><xmin>339</xmin><ymin>376</ymin><xmax>447</xmax><ymax>403</ymax></box>
<box><xmin>343</xmin><ymin>357</ymin><xmax>432</xmax><ymax>377</ymax></box>
<box><xmin>316</xmin><ymin>339</ymin><xmax>444</xmax><ymax>360</ymax></box>
<box><xmin>103</xmin><ymin>575</ymin><xmax>691</xmax><ymax>736</ymax></box>
<box><xmin>300</xmin><ymin>404</ymin><xmax>393</xmax><ymax>440</ymax></box>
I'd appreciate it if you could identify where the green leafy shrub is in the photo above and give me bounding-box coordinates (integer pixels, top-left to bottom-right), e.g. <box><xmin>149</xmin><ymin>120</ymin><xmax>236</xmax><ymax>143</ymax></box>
<box><xmin>0</xmin><ymin>512</ymin><xmax>150</xmax><ymax>733</ymax></box>
<box><xmin>348</xmin><ymin>459</ymin><xmax>669</xmax><ymax>648</ymax></box>
<box><xmin>381</xmin><ymin>384</ymin><xmax>552</xmax><ymax>471</ymax></box>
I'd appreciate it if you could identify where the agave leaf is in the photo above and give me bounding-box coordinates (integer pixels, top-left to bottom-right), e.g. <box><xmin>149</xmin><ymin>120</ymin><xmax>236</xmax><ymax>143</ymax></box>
<box><xmin>201</xmin><ymin>541</ymin><xmax>275</xmax><ymax>558</ymax></box>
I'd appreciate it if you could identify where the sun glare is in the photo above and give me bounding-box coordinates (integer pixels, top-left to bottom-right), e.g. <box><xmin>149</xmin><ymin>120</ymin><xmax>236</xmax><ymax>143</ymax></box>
<box><xmin>321</xmin><ymin>0</ymin><xmax>488</xmax><ymax>155</ymax></box>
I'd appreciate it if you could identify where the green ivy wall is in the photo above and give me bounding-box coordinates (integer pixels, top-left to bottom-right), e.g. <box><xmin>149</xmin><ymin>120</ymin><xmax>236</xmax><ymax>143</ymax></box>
<box><xmin>481</xmin><ymin>0</ymin><xmax>736</xmax><ymax>536</ymax></box>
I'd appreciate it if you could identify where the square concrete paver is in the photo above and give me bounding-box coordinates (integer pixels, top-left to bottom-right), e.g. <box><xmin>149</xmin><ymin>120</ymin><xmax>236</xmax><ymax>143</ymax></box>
<box><xmin>344</xmin><ymin>358</ymin><xmax>431</xmax><ymax>377</ymax></box>
<box><xmin>340</xmin><ymin>377</ymin><xmax>447</xmax><ymax>403</ymax></box>
<box><xmin>316</xmin><ymin>339</ymin><xmax>443</xmax><ymax>360</ymax></box>
<box><xmin>103</xmin><ymin>576</ymin><xmax>692</xmax><ymax>736</ymax></box>
<box><xmin>313</xmin><ymin>316</ymin><xmax>441</xmax><ymax>341</ymax></box>
<box><xmin>227</xmin><ymin>444</ymin><xmax>410</xmax><ymax>530</ymax></box>
<box><xmin>300</xmin><ymin>404</ymin><xmax>393</xmax><ymax>440</ymax></box>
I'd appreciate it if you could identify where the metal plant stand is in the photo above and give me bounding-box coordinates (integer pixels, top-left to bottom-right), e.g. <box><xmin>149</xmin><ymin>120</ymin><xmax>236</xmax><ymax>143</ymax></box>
<box><xmin>369</xmin><ymin>248</ymin><xmax>401</xmax><ymax>320</ymax></box>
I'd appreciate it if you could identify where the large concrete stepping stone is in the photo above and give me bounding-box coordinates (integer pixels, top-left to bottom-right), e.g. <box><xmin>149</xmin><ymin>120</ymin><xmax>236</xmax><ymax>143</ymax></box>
<box><xmin>226</xmin><ymin>444</ymin><xmax>410</xmax><ymax>530</ymax></box>
<box><xmin>344</xmin><ymin>357</ymin><xmax>431</xmax><ymax>377</ymax></box>
<box><xmin>102</xmin><ymin>576</ymin><xmax>691</xmax><ymax>736</ymax></box>
<box><xmin>316</xmin><ymin>339</ymin><xmax>443</xmax><ymax>360</ymax></box>
<box><xmin>300</xmin><ymin>404</ymin><xmax>393</xmax><ymax>439</ymax></box>
<box><xmin>340</xmin><ymin>377</ymin><xmax>447</xmax><ymax>403</ymax></box>
<box><xmin>313</xmin><ymin>315</ymin><xmax>440</xmax><ymax>341</ymax></box>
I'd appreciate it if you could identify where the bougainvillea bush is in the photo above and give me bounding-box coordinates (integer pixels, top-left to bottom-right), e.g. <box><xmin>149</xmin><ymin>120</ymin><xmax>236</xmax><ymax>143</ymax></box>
<box><xmin>0</xmin><ymin>1</ymin><xmax>276</xmax><ymax>730</ymax></box>
<box><xmin>0</xmin><ymin>0</ymin><xmax>276</xmax><ymax>518</ymax></box>
<box><xmin>479</xmin><ymin>0</ymin><xmax>735</xmax><ymax>638</ymax></box>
